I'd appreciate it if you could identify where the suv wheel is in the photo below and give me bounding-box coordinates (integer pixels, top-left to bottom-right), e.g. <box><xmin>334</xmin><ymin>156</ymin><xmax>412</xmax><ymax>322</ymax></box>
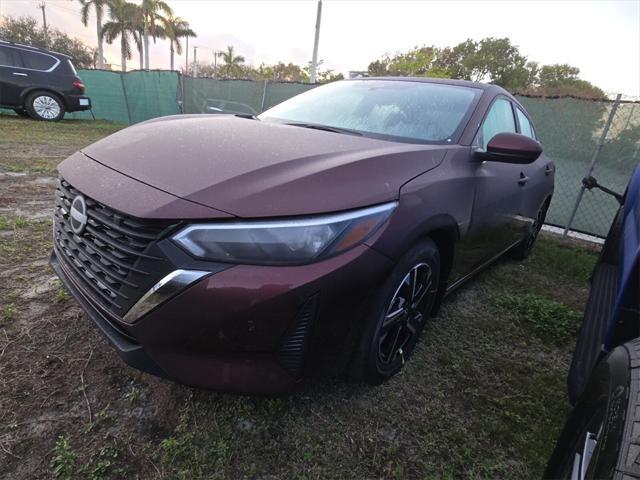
<box><xmin>25</xmin><ymin>91</ymin><xmax>65</xmax><ymax>121</ymax></box>
<box><xmin>545</xmin><ymin>340</ymin><xmax>640</xmax><ymax>479</ymax></box>
<box><xmin>351</xmin><ymin>239</ymin><xmax>440</xmax><ymax>384</ymax></box>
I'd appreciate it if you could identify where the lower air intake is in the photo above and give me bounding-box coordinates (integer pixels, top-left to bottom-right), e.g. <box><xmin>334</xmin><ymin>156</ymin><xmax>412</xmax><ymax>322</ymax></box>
<box><xmin>276</xmin><ymin>294</ymin><xmax>319</xmax><ymax>379</ymax></box>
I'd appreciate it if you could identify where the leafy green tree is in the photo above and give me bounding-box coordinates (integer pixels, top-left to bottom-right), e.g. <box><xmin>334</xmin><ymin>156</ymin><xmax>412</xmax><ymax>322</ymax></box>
<box><xmin>538</xmin><ymin>64</ymin><xmax>581</xmax><ymax>86</ymax></box>
<box><xmin>304</xmin><ymin>60</ymin><xmax>344</xmax><ymax>83</ymax></box>
<box><xmin>102</xmin><ymin>0</ymin><xmax>139</xmax><ymax>71</ymax></box>
<box><xmin>162</xmin><ymin>14</ymin><xmax>195</xmax><ymax>71</ymax></box>
<box><xmin>255</xmin><ymin>62</ymin><xmax>309</xmax><ymax>82</ymax></box>
<box><xmin>0</xmin><ymin>15</ymin><xmax>96</xmax><ymax>67</ymax></box>
<box><xmin>78</xmin><ymin>0</ymin><xmax>108</xmax><ymax>68</ymax></box>
<box><xmin>366</xmin><ymin>37</ymin><xmax>605</xmax><ymax>97</ymax></box>
<box><xmin>432</xmin><ymin>37</ymin><xmax>530</xmax><ymax>90</ymax></box>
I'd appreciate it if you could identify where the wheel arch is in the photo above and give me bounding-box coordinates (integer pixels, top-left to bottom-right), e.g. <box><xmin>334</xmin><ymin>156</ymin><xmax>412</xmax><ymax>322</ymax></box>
<box><xmin>20</xmin><ymin>87</ymin><xmax>68</xmax><ymax>109</ymax></box>
<box><xmin>416</xmin><ymin>215</ymin><xmax>460</xmax><ymax>314</ymax></box>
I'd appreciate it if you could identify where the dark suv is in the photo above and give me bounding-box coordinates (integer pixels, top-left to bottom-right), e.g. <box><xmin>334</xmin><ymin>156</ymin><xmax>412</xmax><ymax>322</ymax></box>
<box><xmin>0</xmin><ymin>40</ymin><xmax>91</xmax><ymax>121</ymax></box>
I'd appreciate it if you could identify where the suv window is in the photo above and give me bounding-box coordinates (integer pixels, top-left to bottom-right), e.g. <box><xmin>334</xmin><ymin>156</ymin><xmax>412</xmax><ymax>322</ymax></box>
<box><xmin>20</xmin><ymin>50</ymin><xmax>57</xmax><ymax>71</ymax></box>
<box><xmin>516</xmin><ymin>108</ymin><xmax>536</xmax><ymax>139</ymax></box>
<box><xmin>0</xmin><ymin>46</ymin><xmax>20</xmax><ymax>67</ymax></box>
<box><xmin>478</xmin><ymin>98</ymin><xmax>516</xmax><ymax>149</ymax></box>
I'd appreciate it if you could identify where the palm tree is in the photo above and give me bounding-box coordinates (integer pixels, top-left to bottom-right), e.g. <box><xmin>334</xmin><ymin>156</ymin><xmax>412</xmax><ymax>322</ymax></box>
<box><xmin>78</xmin><ymin>0</ymin><xmax>108</xmax><ymax>69</ymax></box>
<box><xmin>102</xmin><ymin>0</ymin><xmax>137</xmax><ymax>72</ymax></box>
<box><xmin>130</xmin><ymin>5</ymin><xmax>145</xmax><ymax>70</ymax></box>
<box><xmin>162</xmin><ymin>14</ymin><xmax>196</xmax><ymax>71</ymax></box>
<box><xmin>217</xmin><ymin>45</ymin><xmax>245</xmax><ymax>78</ymax></box>
<box><xmin>140</xmin><ymin>0</ymin><xmax>172</xmax><ymax>70</ymax></box>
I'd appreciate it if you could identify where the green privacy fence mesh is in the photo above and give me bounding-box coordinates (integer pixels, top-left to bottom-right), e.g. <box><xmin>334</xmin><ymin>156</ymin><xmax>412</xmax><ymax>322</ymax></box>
<box><xmin>179</xmin><ymin>77</ymin><xmax>314</xmax><ymax>114</ymax></box>
<box><xmin>62</xmin><ymin>70</ymin><xmax>639</xmax><ymax>237</ymax></box>
<box><xmin>66</xmin><ymin>70</ymin><xmax>180</xmax><ymax>124</ymax></box>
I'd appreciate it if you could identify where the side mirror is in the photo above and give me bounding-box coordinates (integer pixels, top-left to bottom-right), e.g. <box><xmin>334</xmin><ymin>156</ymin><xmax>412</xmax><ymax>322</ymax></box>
<box><xmin>477</xmin><ymin>132</ymin><xmax>543</xmax><ymax>164</ymax></box>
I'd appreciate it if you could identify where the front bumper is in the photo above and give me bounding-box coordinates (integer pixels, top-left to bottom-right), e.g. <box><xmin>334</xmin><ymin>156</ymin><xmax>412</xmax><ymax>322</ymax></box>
<box><xmin>49</xmin><ymin>249</ymin><xmax>167</xmax><ymax>379</ymax></box>
<box><xmin>51</xmin><ymin>242</ymin><xmax>393</xmax><ymax>394</ymax></box>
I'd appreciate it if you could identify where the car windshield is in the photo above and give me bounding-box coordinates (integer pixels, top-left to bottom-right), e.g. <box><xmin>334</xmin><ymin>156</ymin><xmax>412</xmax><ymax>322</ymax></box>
<box><xmin>259</xmin><ymin>80</ymin><xmax>481</xmax><ymax>143</ymax></box>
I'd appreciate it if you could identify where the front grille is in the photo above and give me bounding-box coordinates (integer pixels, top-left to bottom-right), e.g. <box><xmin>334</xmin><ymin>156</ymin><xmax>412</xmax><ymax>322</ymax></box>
<box><xmin>53</xmin><ymin>176</ymin><xmax>176</xmax><ymax>318</ymax></box>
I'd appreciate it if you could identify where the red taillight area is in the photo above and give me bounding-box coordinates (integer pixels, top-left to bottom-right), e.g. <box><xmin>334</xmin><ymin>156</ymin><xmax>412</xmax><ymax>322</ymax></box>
<box><xmin>72</xmin><ymin>80</ymin><xmax>85</xmax><ymax>93</ymax></box>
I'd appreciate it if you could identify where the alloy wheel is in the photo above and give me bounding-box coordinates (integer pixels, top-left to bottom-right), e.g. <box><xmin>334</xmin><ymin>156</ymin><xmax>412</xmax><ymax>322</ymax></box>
<box><xmin>33</xmin><ymin>95</ymin><xmax>61</xmax><ymax>120</ymax></box>
<box><xmin>377</xmin><ymin>262</ymin><xmax>435</xmax><ymax>368</ymax></box>
<box><xmin>566</xmin><ymin>410</ymin><xmax>605</xmax><ymax>480</ymax></box>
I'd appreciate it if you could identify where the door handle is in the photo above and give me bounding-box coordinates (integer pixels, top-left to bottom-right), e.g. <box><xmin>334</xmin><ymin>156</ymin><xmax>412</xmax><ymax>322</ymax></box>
<box><xmin>12</xmin><ymin>72</ymin><xmax>28</xmax><ymax>77</ymax></box>
<box><xmin>518</xmin><ymin>173</ymin><xmax>529</xmax><ymax>186</ymax></box>
<box><xmin>545</xmin><ymin>164</ymin><xmax>553</xmax><ymax>176</ymax></box>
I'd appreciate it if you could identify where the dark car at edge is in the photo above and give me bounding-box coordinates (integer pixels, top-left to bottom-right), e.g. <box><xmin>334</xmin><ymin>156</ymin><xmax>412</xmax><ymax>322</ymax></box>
<box><xmin>49</xmin><ymin>78</ymin><xmax>554</xmax><ymax>393</ymax></box>
<box><xmin>0</xmin><ymin>40</ymin><xmax>91</xmax><ymax>121</ymax></box>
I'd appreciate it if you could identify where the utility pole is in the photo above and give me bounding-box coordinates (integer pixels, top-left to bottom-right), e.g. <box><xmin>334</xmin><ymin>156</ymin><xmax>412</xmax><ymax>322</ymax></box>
<box><xmin>213</xmin><ymin>50</ymin><xmax>217</xmax><ymax>79</ymax></box>
<box><xmin>192</xmin><ymin>46</ymin><xmax>198</xmax><ymax>77</ymax></box>
<box><xmin>310</xmin><ymin>0</ymin><xmax>322</xmax><ymax>84</ymax></box>
<box><xmin>38</xmin><ymin>1</ymin><xmax>49</xmax><ymax>48</ymax></box>
<box><xmin>185</xmin><ymin>36</ymin><xmax>189</xmax><ymax>73</ymax></box>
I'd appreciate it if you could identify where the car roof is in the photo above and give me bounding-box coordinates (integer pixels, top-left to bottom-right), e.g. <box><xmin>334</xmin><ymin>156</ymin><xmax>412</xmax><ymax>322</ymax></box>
<box><xmin>0</xmin><ymin>39</ymin><xmax>71</xmax><ymax>59</ymax></box>
<box><xmin>350</xmin><ymin>76</ymin><xmax>510</xmax><ymax>96</ymax></box>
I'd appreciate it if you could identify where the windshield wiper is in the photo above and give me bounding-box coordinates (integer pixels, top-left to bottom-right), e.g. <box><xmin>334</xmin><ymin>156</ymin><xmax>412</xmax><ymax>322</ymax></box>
<box><xmin>234</xmin><ymin>113</ymin><xmax>259</xmax><ymax>120</ymax></box>
<box><xmin>283</xmin><ymin>122</ymin><xmax>363</xmax><ymax>136</ymax></box>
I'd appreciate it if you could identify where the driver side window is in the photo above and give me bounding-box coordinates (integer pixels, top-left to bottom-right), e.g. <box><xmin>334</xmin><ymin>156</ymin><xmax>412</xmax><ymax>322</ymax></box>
<box><xmin>477</xmin><ymin>98</ymin><xmax>516</xmax><ymax>150</ymax></box>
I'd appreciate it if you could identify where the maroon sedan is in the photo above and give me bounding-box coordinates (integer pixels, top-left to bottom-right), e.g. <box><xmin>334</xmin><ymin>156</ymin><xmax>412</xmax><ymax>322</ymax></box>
<box><xmin>50</xmin><ymin>78</ymin><xmax>554</xmax><ymax>393</ymax></box>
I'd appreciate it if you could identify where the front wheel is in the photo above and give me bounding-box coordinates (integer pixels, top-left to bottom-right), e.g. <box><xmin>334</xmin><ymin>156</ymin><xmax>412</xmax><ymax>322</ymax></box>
<box><xmin>545</xmin><ymin>340</ymin><xmax>640</xmax><ymax>479</ymax></box>
<box><xmin>351</xmin><ymin>239</ymin><xmax>440</xmax><ymax>384</ymax></box>
<box><xmin>511</xmin><ymin>201</ymin><xmax>548</xmax><ymax>260</ymax></box>
<box><xmin>25</xmin><ymin>91</ymin><xmax>65</xmax><ymax>121</ymax></box>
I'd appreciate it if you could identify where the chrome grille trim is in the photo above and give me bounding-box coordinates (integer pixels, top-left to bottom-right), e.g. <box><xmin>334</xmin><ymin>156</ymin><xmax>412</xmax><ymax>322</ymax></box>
<box><xmin>53</xmin><ymin>176</ymin><xmax>175</xmax><ymax>317</ymax></box>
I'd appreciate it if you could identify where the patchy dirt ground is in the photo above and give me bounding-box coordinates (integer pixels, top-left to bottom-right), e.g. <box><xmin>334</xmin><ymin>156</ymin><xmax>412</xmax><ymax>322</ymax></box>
<box><xmin>0</xmin><ymin>113</ymin><xmax>598</xmax><ymax>479</ymax></box>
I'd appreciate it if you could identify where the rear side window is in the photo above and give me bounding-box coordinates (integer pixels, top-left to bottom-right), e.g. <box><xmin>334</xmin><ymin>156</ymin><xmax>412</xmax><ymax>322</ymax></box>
<box><xmin>20</xmin><ymin>50</ymin><xmax>57</xmax><ymax>71</ymax></box>
<box><xmin>479</xmin><ymin>98</ymin><xmax>516</xmax><ymax>149</ymax></box>
<box><xmin>67</xmin><ymin>59</ymin><xmax>77</xmax><ymax>75</ymax></box>
<box><xmin>0</xmin><ymin>46</ymin><xmax>20</xmax><ymax>67</ymax></box>
<box><xmin>516</xmin><ymin>108</ymin><xmax>536</xmax><ymax>139</ymax></box>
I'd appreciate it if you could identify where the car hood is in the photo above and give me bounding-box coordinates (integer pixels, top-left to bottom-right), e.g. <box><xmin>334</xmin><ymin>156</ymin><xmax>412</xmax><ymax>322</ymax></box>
<box><xmin>81</xmin><ymin>115</ymin><xmax>449</xmax><ymax>218</ymax></box>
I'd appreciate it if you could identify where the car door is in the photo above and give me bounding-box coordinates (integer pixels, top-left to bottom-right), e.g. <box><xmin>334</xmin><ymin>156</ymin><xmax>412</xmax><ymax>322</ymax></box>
<box><xmin>12</xmin><ymin>49</ymin><xmax>58</xmax><ymax>101</ymax></box>
<box><xmin>515</xmin><ymin>106</ymin><xmax>554</xmax><ymax>224</ymax></box>
<box><xmin>449</xmin><ymin>97</ymin><xmax>527</xmax><ymax>284</ymax></box>
<box><xmin>0</xmin><ymin>45</ymin><xmax>24</xmax><ymax>106</ymax></box>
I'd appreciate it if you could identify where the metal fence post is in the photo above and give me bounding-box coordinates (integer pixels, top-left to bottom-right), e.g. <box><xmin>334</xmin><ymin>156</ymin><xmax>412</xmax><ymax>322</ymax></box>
<box><xmin>563</xmin><ymin>93</ymin><xmax>622</xmax><ymax>237</ymax></box>
<box><xmin>120</xmin><ymin>71</ymin><xmax>132</xmax><ymax>125</ymax></box>
<box><xmin>260</xmin><ymin>80</ymin><xmax>268</xmax><ymax>112</ymax></box>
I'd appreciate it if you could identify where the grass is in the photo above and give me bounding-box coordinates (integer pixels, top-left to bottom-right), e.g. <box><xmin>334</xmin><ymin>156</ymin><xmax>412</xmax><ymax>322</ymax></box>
<box><xmin>495</xmin><ymin>293</ymin><xmax>583</xmax><ymax>343</ymax></box>
<box><xmin>50</xmin><ymin>436</ymin><xmax>76</xmax><ymax>480</ymax></box>
<box><xmin>0</xmin><ymin>115</ymin><xmax>600</xmax><ymax>479</ymax></box>
<box><xmin>0</xmin><ymin>112</ymin><xmax>124</xmax><ymax>173</ymax></box>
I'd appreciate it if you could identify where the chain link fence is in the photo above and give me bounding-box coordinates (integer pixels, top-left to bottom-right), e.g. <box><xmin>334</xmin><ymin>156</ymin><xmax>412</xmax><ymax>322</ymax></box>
<box><xmin>63</xmin><ymin>70</ymin><xmax>640</xmax><ymax>238</ymax></box>
<box><xmin>517</xmin><ymin>95</ymin><xmax>640</xmax><ymax>237</ymax></box>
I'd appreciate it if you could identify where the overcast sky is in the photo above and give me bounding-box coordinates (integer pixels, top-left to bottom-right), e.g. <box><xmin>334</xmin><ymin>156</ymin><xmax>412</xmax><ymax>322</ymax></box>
<box><xmin>0</xmin><ymin>0</ymin><xmax>638</xmax><ymax>95</ymax></box>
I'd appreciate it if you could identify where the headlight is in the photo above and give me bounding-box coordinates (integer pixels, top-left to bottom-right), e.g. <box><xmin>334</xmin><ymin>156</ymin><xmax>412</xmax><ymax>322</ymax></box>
<box><xmin>171</xmin><ymin>202</ymin><xmax>397</xmax><ymax>265</ymax></box>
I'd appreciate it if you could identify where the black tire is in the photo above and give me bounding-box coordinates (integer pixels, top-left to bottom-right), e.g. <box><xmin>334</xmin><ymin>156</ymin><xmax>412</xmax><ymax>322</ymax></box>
<box><xmin>545</xmin><ymin>339</ymin><xmax>640</xmax><ymax>479</ymax></box>
<box><xmin>13</xmin><ymin>108</ymin><xmax>30</xmax><ymax>118</ymax></box>
<box><xmin>351</xmin><ymin>239</ymin><xmax>440</xmax><ymax>384</ymax></box>
<box><xmin>511</xmin><ymin>200</ymin><xmax>549</xmax><ymax>260</ymax></box>
<box><xmin>25</xmin><ymin>91</ymin><xmax>65</xmax><ymax>122</ymax></box>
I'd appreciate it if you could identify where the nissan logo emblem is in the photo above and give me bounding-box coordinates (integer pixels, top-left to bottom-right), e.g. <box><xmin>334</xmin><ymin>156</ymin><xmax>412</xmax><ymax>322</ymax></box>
<box><xmin>70</xmin><ymin>195</ymin><xmax>88</xmax><ymax>235</ymax></box>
